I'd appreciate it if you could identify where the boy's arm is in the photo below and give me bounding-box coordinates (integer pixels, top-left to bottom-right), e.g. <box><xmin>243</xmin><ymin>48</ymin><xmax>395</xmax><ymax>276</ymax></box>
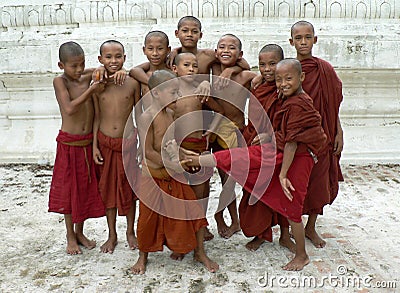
<box><xmin>279</xmin><ymin>141</ymin><xmax>298</xmax><ymax>201</ymax></box>
<box><xmin>138</xmin><ymin>113</ymin><xmax>163</xmax><ymax>167</ymax></box>
<box><xmin>92</xmin><ymin>93</ymin><xmax>103</xmax><ymax>165</ymax></box>
<box><xmin>167</xmin><ymin>47</ymin><xmax>182</xmax><ymax>69</ymax></box>
<box><xmin>129</xmin><ymin>62</ymin><xmax>150</xmax><ymax>85</ymax></box>
<box><xmin>333</xmin><ymin>116</ymin><xmax>344</xmax><ymax>155</ymax></box>
<box><xmin>53</xmin><ymin>76</ymin><xmax>102</xmax><ymax>116</ymax></box>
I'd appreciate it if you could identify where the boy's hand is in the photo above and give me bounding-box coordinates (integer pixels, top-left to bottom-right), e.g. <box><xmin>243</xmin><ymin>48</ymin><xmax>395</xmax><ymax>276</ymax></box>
<box><xmin>93</xmin><ymin>147</ymin><xmax>104</xmax><ymax>165</ymax></box>
<box><xmin>251</xmin><ymin>133</ymin><xmax>271</xmax><ymax>145</ymax></box>
<box><xmin>333</xmin><ymin>131</ymin><xmax>343</xmax><ymax>155</ymax></box>
<box><xmin>92</xmin><ymin>66</ymin><xmax>107</xmax><ymax>83</ymax></box>
<box><xmin>279</xmin><ymin>175</ymin><xmax>295</xmax><ymax>201</ymax></box>
<box><xmin>167</xmin><ymin>49</ymin><xmax>179</xmax><ymax>69</ymax></box>
<box><xmin>195</xmin><ymin>81</ymin><xmax>211</xmax><ymax>103</ymax></box>
<box><xmin>90</xmin><ymin>80</ymin><xmax>106</xmax><ymax>94</ymax></box>
<box><xmin>109</xmin><ymin>69</ymin><xmax>127</xmax><ymax>86</ymax></box>
<box><xmin>251</xmin><ymin>74</ymin><xmax>263</xmax><ymax>90</ymax></box>
<box><xmin>217</xmin><ymin>68</ymin><xmax>234</xmax><ymax>89</ymax></box>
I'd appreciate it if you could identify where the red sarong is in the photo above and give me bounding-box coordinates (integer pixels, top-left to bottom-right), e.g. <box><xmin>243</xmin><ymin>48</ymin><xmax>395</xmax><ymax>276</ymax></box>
<box><xmin>48</xmin><ymin>130</ymin><xmax>105</xmax><ymax>223</ymax></box>
<box><xmin>301</xmin><ymin>57</ymin><xmax>344</xmax><ymax>214</ymax></box>
<box><xmin>137</xmin><ymin>167</ymin><xmax>208</xmax><ymax>254</ymax></box>
<box><xmin>97</xmin><ymin>131</ymin><xmax>137</xmax><ymax>216</ymax></box>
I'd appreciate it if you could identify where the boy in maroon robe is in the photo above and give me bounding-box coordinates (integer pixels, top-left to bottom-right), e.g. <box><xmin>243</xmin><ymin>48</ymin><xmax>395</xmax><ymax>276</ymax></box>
<box><xmin>240</xmin><ymin>44</ymin><xmax>294</xmax><ymax>253</ymax></box>
<box><xmin>289</xmin><ymin>20</ymin><xmax>344</xmax><ymax>248</ymax></box>
<box><xmin>167</xmin><ymin>59</ymin><xmax>327</xmax><ymax>270</ymax></box>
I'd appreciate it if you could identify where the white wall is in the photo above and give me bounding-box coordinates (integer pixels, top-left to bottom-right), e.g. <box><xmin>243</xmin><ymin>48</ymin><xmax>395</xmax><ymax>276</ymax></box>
<box><xmin>1</xmin><ymin>0</ymin><xmax>399</xmax><ymax>164</ymax></box>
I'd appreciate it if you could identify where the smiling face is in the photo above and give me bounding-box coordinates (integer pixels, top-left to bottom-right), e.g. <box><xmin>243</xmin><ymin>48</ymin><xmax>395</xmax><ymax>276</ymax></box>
<box><xmin>258</xmin><ymin>51</ymin><xmax>282</xmax><ymax>83</ymax></box>
<box><xmin>143</xmin><ymin>36</ymin><xmax>170</xmax><ymax>67</ymax></box>
<box><xmin>175</xmin><ymin>20</ymin><xmax>202</xmax><ymax>49</ymax></box>
<box><xmin>289</xmin><ymin>23</ymin><xmax>317</xmax><ymax>61</ymax></box>
<box><xmin>275</xmin><ymin>62</ymin><xmax>305</xmax><ymax>98</ymax></box>
<box><xmin>215</xmin><ymin>35</ymin><xmax>243</xmax><ymax>67</ymax></box>
<box><xmin>58</xmin><ymin>54</ymin><xmax>85</xmax><ymax>81</ymax></box>
<box><xmin>98</xmin><ymin>42</ymin><xmax>125</xmax><ymax>75</ymax></box>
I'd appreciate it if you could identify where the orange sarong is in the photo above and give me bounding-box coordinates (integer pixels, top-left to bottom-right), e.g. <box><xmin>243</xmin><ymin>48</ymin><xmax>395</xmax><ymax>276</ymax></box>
<box><xmin>137</xmin><ymin>166</ymin><xmax>208</xmax><ymax>254</ymax></box>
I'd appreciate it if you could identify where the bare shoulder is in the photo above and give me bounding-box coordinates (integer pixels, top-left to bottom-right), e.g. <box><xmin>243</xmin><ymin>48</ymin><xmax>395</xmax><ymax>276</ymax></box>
<box><xmin>53</xmin><ymin>75</ymin><xmax>67</xmax><ymax>90</ymax></box>
<box><xmin>198</xmin><ymin>49</ymin><xmax>216</xmax><ymax>61</ymax></box>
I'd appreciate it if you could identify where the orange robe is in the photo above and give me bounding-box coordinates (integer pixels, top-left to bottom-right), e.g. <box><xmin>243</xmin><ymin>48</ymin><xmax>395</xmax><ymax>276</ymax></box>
<box><xmin>48</xmin><ymin>130</ymin><xmax>105</xmax><ymax>223</ymax></box>
<box><xmin>97</xmin><ymin>131</ymin><xmax>137</xmax><ymax>216</ymax></box>
<box><xmin>214</xmin><ymin>93</ymin><xmax>326</xmax><ymax>223</ymax></box>
<box><xmin>137</xmin><ymin>166</ymin><xmax>208</xmax><ymax>254</ymax></box>
<box><xmin>240</xmin><ymin>82</ymin><xmax>287</xmax><ymax>241</ymax></box>
<box><xmin>301</xmin><ymin>57</ymin><xmax>344</xmax><ymax>215</ymax></box>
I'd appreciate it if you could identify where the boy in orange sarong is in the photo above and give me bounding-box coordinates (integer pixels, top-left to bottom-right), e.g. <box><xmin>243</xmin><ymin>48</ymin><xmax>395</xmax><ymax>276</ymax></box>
<box><xmin>169</xmin><ymin>59</ymin><xmax>327</xmax><ymax>271</ymax></box>
<box><xmin>131</xmin><ymin>70</ymin><xmax>219</xmax><ymax>275</ymax></box>
<box><xmin>49</xmin><ymin>41</ymin><xmax>106</xmax><ymax>255</ymax></box>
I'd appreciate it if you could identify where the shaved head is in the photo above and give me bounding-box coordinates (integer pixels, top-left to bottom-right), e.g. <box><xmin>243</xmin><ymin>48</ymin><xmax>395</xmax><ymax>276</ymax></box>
<box><xmin>291</xmin><ymin>20</ymin><xmax>315</xmax><ymax>37</ymax></box>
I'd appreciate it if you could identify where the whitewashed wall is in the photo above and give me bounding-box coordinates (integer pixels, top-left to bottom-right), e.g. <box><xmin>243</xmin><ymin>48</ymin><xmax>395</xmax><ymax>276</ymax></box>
<box><xmin>0</xmin><ymin>0</ymin><xmax>399</xmax><ymax>164</ymax></box>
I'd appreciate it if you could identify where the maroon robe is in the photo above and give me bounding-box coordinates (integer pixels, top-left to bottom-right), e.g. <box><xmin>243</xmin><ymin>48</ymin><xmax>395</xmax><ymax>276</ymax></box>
<box><xmin>301</xmin><ymin>57</ymin><xmax>344</xmax><ymax>214</ymax></box>
<box><xmin>214</xmin><ymin>92</ymin><xmax>326</xmax><ymax>223</ymax></box>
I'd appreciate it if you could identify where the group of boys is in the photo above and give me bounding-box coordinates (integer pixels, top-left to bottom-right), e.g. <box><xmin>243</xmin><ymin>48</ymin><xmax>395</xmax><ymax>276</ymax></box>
<box><xmin>49</xmin><ymin>16</ymin><xmax>343</xmax><ymax>274</ymax></box>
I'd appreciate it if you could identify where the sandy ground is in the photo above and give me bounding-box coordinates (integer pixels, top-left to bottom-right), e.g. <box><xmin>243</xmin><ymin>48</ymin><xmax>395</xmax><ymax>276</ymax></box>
<box><xmin>0</xmin><ymin>163</ymin><xmax>399</xmax><ymax>293</ymax></box>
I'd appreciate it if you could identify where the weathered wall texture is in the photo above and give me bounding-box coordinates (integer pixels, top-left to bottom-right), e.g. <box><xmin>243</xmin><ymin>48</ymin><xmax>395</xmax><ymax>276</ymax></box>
<box><xmin>0</xmin><ymin>0</ymin><xmax>399</xmax><ymax>163</ymax></box>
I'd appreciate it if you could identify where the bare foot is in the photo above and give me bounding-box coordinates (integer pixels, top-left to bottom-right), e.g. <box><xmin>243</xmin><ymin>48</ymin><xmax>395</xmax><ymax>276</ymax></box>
<box><xmin>220</xmin><ymin>224</ymin><xmax>241</xmax><ymax>239</ymax></box>
<box><xmin>204</xmin><ymin>227</ymin><xmax>214</xmax><ymax>241</ymax></box>
<box><xmin>282</xmin><ymin>255</ymin><xmax>309</xmax><ymax>271</ymax></box>
<box><xmin>66</xmin><ymin>233</ymin><xmax>82</xmax><ymax>255</ymax></box>
<box><xmin>279</xmin><ymin>236</ymin><xmax>296</xmax><ymax>253</ymax></box>
<box><xmin>131</xmin><ymin>254</ymin><xmax>147</xmax><ymax>275</ymax></box>
<box><xmin>194</xmin><ymin>251</ymin><xmax>219</xmax><ymax>273</ymax></box>
<box><xmin>170</xmin><ymin>252</ymin><xmax>185</xmax><ymax>261</ymax></box>
<box><xmin>305</xmin><ymin>228</ymin><xmax>326</xmax><ymax>248</ymax></box>
<box><xmin>215</xmin><ymin>219</ymin><xmax>230</xmax><ymax>238</ymax></box>
<box><xmin>245</xmin><ymin>236</ymin><xmax>265</xmax><ymax>251</ymax></box>
<box><xmin>126</xmin><ymin>231</ymin><xmax>138</xmax><ymax>250</ymax></box>
<box><xmin>76</xmin><ymin>233</ymin><xmax>96</xmax><ymax>250</ymax></box>
<box><xmin>100</xmin><ymin>236</ymin><xmax>118</xmax><ymax>253</ymax></box>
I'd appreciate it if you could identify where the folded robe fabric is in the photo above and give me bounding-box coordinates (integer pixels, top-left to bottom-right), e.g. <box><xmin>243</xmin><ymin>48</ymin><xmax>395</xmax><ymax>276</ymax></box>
<box><xmin>48</xmin><ymin>130</ymin><xmax>105</xmax><ymax>223</ymax></box>
<box><xmin>214</xmin><ymin>92</ymin><xmax>327</xmax><ymax>223</ymax></box>
<box><xmin>301</xmin><ymin>57</ymin><xmax>344</xmax><ymax>214</ymax></box>
<box><xmin>242</xmin><ymin>81</ymin><xmax>281</xmax><ymax>144</ymax></box>
<box><xmin>97</xmin><ymin>131</ymin><xmax>137</xmax><ymax>216</ymax></box>
<box><xmin>137</xmin><ymin>166</ymin><xmax>208</xmax><ymax>254</ymax></box>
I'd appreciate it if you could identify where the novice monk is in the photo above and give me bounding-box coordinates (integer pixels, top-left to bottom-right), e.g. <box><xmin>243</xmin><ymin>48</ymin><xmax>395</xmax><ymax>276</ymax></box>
<box><xmin>93</xmin><ymin>40</ymin><xmax>141</xmax><ymax>253</ymax></box>
<box><xmin>172</xmin><ymin>52</ymin><xmax>225</xmax><ymax>241</ymax></box>
<box><xmin>210</xmin><ymin>34</ymin><xmax>257</xmax><ymax>239</ymax></box>
<box><xmin>239</xmin><ymin>44</ymin><xmax>295</xmax><ymax>253</ymax></box>
<box><xmin>49</xmin><ymin>41</ymin><xmax>106</xmax><ymax>255</ymax></box>
<box><xmin>169</xmin><ymin>59</ymin><xmax>327</xmax><ymax>270</ymax></box>
<box><xmin>289</xmin><ymin>20</ymin><xmax>344</xmax><ymax>248</ymax></box>
<box><xmin>132</xmin><ymin>70</ymin><xmax>219</xmax><ymax>274</ymax></box>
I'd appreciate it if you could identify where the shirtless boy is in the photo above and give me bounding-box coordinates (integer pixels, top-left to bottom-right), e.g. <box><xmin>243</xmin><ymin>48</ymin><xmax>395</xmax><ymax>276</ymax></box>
<box><xmin>211</xmin><ymin>34</ymin><xmax>257</xmax><ymax>238</ymax></box>
<box><xmin>92</xmin><ymin>40</ymin><xmax>141</xmax><ymax>253</ymax></box>
<box><xmin>49</xmin><ymin>41</ymin><xmax>105</xmax><ymax>255</ymax></box>
<box><xmin>131</xmin><ymin>70</ymin><xmax>219</xmax><ymax>274</ymax></box>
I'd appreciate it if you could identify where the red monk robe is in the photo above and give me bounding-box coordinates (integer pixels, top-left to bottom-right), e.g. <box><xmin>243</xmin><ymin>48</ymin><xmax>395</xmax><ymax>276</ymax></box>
<box><xmin>214</xmin><ymin>93</ymin><xmax>326</xmax><ymax>223</ymax></box>
<box><xmin>137</xmin><ymin>166</ymin><xmax>208</xmax><ymax>254</ymax></box>
<box><xmin>240</xmin><ymin>82</ymin><xmax>287</xmax><ymax>242</ymax></box>
<box><xmin>49</xmin><ymin>130</ymin><xmax>105</xmax><ymax>223</ymax></box>
<box><xmin>301</xmin><ymin>57</ymin><xmax>344</xmax><ymax>215</ymax></box>
<box><xmin>97</xmin><ymin>130</ymin><xmax>137</xmax><ymax>216</ymax></box>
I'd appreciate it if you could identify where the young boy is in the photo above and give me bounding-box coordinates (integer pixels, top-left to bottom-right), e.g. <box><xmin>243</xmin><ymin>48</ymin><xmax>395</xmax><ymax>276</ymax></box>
<box><xmin>129</xmin><ymin>31</ymin><xmax>171</xmax><ymax>104</ymax></box>
<box><xmin>49</xmin><ymin>41</ymin><xmax>106</xmax><ymax>255</ymax></box>
<box><xmin>210</xmin><ymin>34</ymin><xmax>257</xmax><ymax>239</ymax></box>
<box><xmin>132</xmin><ymin>70</ymin><xmax>219</xmax><ymax>274</ymax></box>
<box><xmin>239</xmin><ymin>44</ymin><xmax>295</xmax><ymax>253</ymax></box>
<box><xmin>168</xmin><ymin>58</ymin><xmax>327</xmax><ymax>270</ymax></box>
<box><xmin>289</xmin><ymin>20</ymin><xmax>344</xmax><ymax>248</ymax></box>
<box><xmin>172</xmin><ymin>52</ymin><xmax>225</xmax><ymax>240</ymax></box>
<box><xmin>92</xmin><ymin>40</ymin><xmax>141</xmax><ymax>253</ymax></box>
